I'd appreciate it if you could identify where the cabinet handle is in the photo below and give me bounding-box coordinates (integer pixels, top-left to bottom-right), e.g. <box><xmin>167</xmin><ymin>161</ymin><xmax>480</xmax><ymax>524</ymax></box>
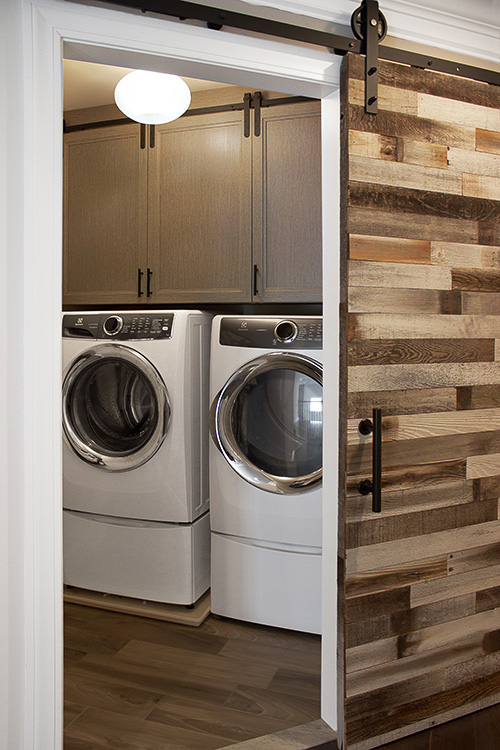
<box><xmin>253</xmin><ymin>264</ymin><xmax>259</xmax><ymax>296</ymax></box>
<box><xmin>137</xmin><ymin>267</ymin><xmax>144</xmax><ymax>297</ymax></box>
<box><xmin>252</xmin><ymin>91</ymin><xmax>262</xmax><ymax>137</ymax></box>
<box><xmin>146</xmin><ymin>267</ymin><xmax>153</xmax><ymax>297</ymax></box>
<box><xmin>140</xmin><ymin>124</ymin><xmax>146</xmax><ymax>149</ymax></box>
<box><xmin>357</xmin><ymin>408</ymin><xmax>382</xmax><ymax>513</ymax></box>
<box><xmin>243</xmin><ymin>92</ymin><xmax>251</xmax><ymax>138</ymax></box>
<box><xmin>149</xmin><ymin>124</ymin><xmax>155</xmax><ymax>149</ymax></box>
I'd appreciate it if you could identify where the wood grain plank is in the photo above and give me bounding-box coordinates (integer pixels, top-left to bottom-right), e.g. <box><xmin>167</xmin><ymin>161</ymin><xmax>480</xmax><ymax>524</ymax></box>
<box><xmin>349</xmin><ymin>234</ymin><xmax>431</xmax><ymax>264</ymax></box>
<box><xmin>349</xmin><ymin>78</ymin><xmax>419</xmax><ymax>115</ymax></box>
<box><xmin>347</xmin><ymin>104</ymin><xmax>476</xmax><ymax>150</ymax></box>
<box><xmin>461</xmin><ymin>292</ymin><xmax>500</xmax><ymax>315</ymax></box>
<box><xmin>348</xmin><ymin>260</ymin><xmax>451</xmax><ymax>290</ymax></box>
<box><xmin>349</xmin><ymin>183</ymin><xmax>500</xmax><ymax>224</ymax></box>
<box><xmin>347</xmin><ymin>339</ymin><xmax>494</xmax><ymax>367</ymax></box>
<box><xmin>457</xmin><ymin>385</ymin><xmax>500</xmax><ymax>410</ymax></box>
<box><xmin>349</xmin><ymin>155</ymin><xmax>462</xmax><ymax>195</ymax></box>
<box><xmin>398</xmin><ymin>609</ymin><xmax>500</xmax><ymax>660</ymax></box>
<box><xmin>430</xmin><ymin>242</ymin><xmax>500</xmax><ymax>269</ymax></box>
<box><xmin>348</xmin><ymin>206</ymin><xmax>478</xmax><ymax>244</ymax></box>
<box><xmin>347</xmin><ymin>387</ymin><xmax>456</xmax><ymax>419</ymax></box>
<box><xmin>401</xmin><ymin>139</ymin><xmax>449</xmax><ymax>168</ymax></box>
<box><xmin>347</xmin><ymin>480</ymin><xmax>472</xmax><ymax>517</ymax></box>
<box><xmin>448</xmin><ymin>147</ymin><xmax>500</xmax><ymax>178</ymax></box>
<box><xmin>347</xmin><ymin>54</ymin><xmax>500</xmax><ymax>111</ymax></box>
<box><xmin>449</xmin><ymin>541</ymin><xmax>500</xmax><ymax>577</ymax></box>
<box><xmin>64</xmin><ymin>672</ymin><xmax>164</xmax><ymax>719</ymax></box>
<box><xmin>348</xmin><ymin>407</ymin><xmax>500</xmax><ymax>445</ymax></box>
<box><xmin>64</xmin><ymin>705</ymin><xmax>226</xmax><ymax>750</ymax></box>
<box><xmin>446</xmin><ymin>651</ymin><xmax>500</xmax><ymax>697</ymax></box>
<box><xmin>477</xmin><ymin>128</ymin><xmax>500</xmax><ymax>155</ymax></box>
<box><xmin>345</xmin><ymin>586</ymin><xmax>410</xmax><ymax>624</ymax></box>
<box><xmin>346</xmin><ymin>639</ymin><xmax>482</xmax><ymax>699</ymax></box>
<box><xmin>346</xmin><ymin>636</ymin><xmax>397</xmax><ymax>674</ymax></box>
<box><xmin>348</xmin><ymin>131</ymin><xmax>398</xmax><ymax>161</ymax></box>
<box><xmin>114</xmin><ymin>640</ymin><xmax>277</xmax><ymax>690</ymax></box>
<box><xmin>345</xmin><ymin>556</ymin><xmax>448</xmax><ymax>598</ymax></box>
<box><xmin>418</xmin><ymin>93</ymin><xmax>500</xmax><ymax>131</ymax></box>
<box><xmin>346</xmin><ymin>521</ymin><xmax>500</xmax><ymax>575</ymax></box>
<box><xmin>467</xmin><ymin>453</ymin><xmax>500</xmax><ymax>480</ymax></box>
<box><xmin>346</xmin><ymin>500</ymin><xmax>498</xmax><ymax>549</ymax></box>
<box><xmin>463</xmin><ymin>173</ymin><xmax>500</xmax><ymax>200</ymax></box>
<box><xmin>411</xmin><ymin>563</ymin><xmax>500</xmax><ymax>608</ymax></box>
<box><xmin>346</xmin><ymin>669</ymin><xmax>500</xmax><ymax>744</ymax></box>
<box><xmin>348</xmin><ymin>430</ymin><xmax>500</xmax><ymax>475</ymax></box>
<box><xmin>346</xmin><ymin>460</ymin><xmax>467</xmax><ymax>497</ymax></box>
<box><xmin>349</xmin><ymin>313</ymin><xmax>500</xmax><ymax>340</ymax></box>
<box><xmin>348</xmin><ymin>362</ymin><xmax>500</xmax><ymax>392</ymax></box>
<box><xmin>348</xmin><ymin>287</ymin><xmax>461</xmax><ymax>314</ymax></box>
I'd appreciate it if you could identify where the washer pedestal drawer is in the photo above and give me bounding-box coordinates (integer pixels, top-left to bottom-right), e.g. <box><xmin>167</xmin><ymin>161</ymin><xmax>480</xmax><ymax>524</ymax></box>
<box><xmin>210</xmin><ymin>531</ymin><xmax>321</xmax><ymax>634</ymax></box>
<box><xmin>63</xmin><ymin>509</ymin><xmax>210</xmax><ymax>605</ymax></box>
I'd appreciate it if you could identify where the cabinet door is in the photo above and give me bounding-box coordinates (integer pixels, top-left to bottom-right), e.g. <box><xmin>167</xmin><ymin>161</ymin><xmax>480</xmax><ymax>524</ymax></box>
<box><xmin>148</xmin><ymin>111</ymin><xmax>252</xmax><ymax>304</ymax></box>
<box><xmin>63</xmin><ymin>124</ymin><xmax>148</xmax><ymax>306</ymax></box>
<box><xmin>253</xmin><ymin>100</ymin><xmax>322</xmax><ymax>303</ymax></box>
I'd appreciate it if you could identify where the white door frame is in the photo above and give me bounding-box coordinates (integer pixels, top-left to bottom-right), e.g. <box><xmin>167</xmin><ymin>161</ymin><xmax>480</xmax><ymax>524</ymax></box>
<box><xmin>20</xmin><ymin>2</ymin><xmax>340</xmax><ymax>747</ymax></box>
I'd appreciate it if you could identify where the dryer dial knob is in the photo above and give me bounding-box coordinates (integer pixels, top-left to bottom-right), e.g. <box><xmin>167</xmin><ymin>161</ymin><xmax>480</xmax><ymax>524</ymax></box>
<box><xmin>103</xmin><ymin>315</ymin><xmax>123</xmax><ymax>336</ymax></box>
<box><xmin>274</xmin><ymin>320</ymin><xmax>298</xmax><ymax>343</ymax></box>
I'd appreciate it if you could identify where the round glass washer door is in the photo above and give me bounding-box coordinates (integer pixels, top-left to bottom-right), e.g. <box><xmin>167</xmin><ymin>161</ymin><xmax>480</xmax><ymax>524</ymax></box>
<box><xmin>211</xmin><ymin>351</ymin><xmax>323</xmax><ymax>494</ymax></box>
<box><xmin>62</xmin><ymin>344</ymin><xmax>171</xmax><ymax>471</ymax></box>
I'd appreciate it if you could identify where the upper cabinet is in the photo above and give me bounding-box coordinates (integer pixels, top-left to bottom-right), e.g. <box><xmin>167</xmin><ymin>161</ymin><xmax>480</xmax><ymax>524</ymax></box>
<box><xmin>63</xmin><ymin>90</ymin><xmax>322</xmax><ymax>307</ymax></box>
<box><xmin>63</xmin><ymin>122</ymin><xmax>148</xmax><ymax>305</ymax></box>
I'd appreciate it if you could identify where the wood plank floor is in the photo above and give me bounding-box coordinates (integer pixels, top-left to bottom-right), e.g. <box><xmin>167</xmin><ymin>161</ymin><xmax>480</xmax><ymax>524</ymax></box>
<box><xmin>64</xmin><ymin>602</ymin><xmax>500</xmax><ymax>749</ymax></box>
<box><xmin>63</xmin><ymin>602</ymin><xmax>322</xmax><ymax>749</ymax></box>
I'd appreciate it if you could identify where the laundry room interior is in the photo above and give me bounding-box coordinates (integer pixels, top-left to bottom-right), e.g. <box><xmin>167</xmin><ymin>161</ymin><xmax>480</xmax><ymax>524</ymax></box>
<box><xmin>61</xmin><ymin>55</ymin><xmax>330</xmax><ymax>749</ymax></box>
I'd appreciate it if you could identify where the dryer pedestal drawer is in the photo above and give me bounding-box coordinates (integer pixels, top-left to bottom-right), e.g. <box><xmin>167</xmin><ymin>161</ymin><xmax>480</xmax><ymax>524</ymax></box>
<box><xmin>63</xmin><ymin>509</ymin><xmax>210</xmax><ymax>605</ymax></box>
<box><xmin>210</xmin><ymin>532</ymin><xmax>322</xmax><ymax>634</ymax></box>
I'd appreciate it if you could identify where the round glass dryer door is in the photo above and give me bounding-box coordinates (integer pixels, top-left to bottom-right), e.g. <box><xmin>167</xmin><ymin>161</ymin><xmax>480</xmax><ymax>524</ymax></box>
<box><xmin>62</xmin><ymin>344</ymin><xmax>171</xmax><ymax>471</ymax></box>
<box><xmin>212</xmin><ymin>352</ymin><xmax>323</xmax><ymax>494</ymax></box>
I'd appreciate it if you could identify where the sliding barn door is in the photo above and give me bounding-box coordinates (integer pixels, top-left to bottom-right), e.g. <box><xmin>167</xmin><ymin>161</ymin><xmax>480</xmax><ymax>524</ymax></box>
<box><xmin>341</xmin><ymin>53</ymin><xmax>500</xmax><ymax>749</ymax></box>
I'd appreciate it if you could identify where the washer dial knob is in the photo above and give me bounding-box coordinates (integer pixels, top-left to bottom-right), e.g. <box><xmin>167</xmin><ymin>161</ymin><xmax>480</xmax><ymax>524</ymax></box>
<box><xmin>274</xmin><ymin>320</ymin><xmax>298</xmax><ymax>343</ymax></box>
<box><xmin>103</xmin><ymin>315</ymin><xmax>123</xmax><ymax>336</ymax></box>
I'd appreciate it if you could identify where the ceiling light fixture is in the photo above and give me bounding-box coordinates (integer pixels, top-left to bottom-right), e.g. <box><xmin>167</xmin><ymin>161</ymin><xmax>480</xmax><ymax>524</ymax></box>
<box><xmin>114</xmin><ymin>70</ymin><xmax>191</xmax><ymax>124</ymax></box>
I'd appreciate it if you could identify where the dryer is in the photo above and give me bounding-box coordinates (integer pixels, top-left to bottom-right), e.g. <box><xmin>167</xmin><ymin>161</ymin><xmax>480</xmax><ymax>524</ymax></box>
<box><xmin>62</xmin><ymin>310</ymin><xmax>211</xmax><ymax>605</ymax></box>
<box><xmin>209</xmin><ymin>315</ymin><xmax>323</xmax><ymax>633</ymax></box>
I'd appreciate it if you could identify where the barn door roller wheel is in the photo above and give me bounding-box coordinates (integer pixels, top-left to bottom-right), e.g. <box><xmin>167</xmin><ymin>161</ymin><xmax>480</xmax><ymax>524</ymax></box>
<box><xmin>351</xmin><ymin>2</ymin><xmax>388</xmax><ymax>42</ymax></box>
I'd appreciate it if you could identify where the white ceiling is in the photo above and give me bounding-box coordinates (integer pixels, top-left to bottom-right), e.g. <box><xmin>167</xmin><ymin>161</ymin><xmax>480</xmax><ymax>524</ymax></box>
<box><xmin>63</xmin><ymin>59</ymin><xmax>232</xmax><ymax>111</ymax></box>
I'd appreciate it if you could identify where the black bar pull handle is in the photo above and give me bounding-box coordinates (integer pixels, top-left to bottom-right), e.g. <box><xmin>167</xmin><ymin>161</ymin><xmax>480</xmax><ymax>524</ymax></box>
<box><xmin>357</xmin><ymin>408</ymin><xmax>382</xmax><ymax>513</ymax></box>
<box><xmin>140</xmin><ymin>123</ymin><xmax>146</xmax><ymax>149</ymax></box>
<box><xmin>137</xmin><ymin>267</ymin><xmax>144</xmax><ymax>297</ymax></box>
<box><xmin>253</xmin><ymin>264</ymin><xmax>259</xmax><ymax>296</ymax></box>
<box><xmin>243</xmin><ymin>92</ymin><xmax>252</xmax><ymax>138</ymax></box>
<box><xmin>252</xmin><ymin>91</ymin><xmax>262</xmax><ymax>137</ymax></box>
<box><xmin>149</xmin><ymin>124</ymin><xmax>155</xmax><ymax>149</ymax></box>
<box><xmin>146</xmin><ymin>267</ymin><xmax>153</xmax><ymax>297</ymax></box>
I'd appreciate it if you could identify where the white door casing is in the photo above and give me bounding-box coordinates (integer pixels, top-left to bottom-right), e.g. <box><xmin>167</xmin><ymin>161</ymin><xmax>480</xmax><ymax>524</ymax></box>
<box><xmin>10</xmin><ymin>1</ymin><xmax>340</xmax><ymax>747</ymax></box>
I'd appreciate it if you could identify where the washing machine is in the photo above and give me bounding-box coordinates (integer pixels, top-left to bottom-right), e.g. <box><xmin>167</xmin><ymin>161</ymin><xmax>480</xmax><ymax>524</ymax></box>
<box><xmin>209</xmin><ymin>315</ymin><xmax>323</xmax><ymax>633</ymax></box>
<box><xmin>62</xmin><ymin>310</ymin><xmax>211</xmax><ymax>605</ymax></box>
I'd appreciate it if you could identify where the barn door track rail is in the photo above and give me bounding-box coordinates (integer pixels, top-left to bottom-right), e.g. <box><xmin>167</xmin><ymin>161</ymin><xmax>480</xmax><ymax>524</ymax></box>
<box><xmin>83</xmin><ymin>0</ymin><xmax>500</xmax><ymax>115</ymax></box>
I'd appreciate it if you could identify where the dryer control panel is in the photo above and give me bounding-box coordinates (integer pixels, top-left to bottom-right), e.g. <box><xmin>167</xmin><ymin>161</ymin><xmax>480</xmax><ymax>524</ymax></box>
<box><xmin>219</xmin><ymin>317</ymin><xmax>322</xmax><ymax>349</ymax></box>
<box><xmin>62</xmin><ymin>313</ymin><xmax>175</xmax><ymax>340</ymax></box>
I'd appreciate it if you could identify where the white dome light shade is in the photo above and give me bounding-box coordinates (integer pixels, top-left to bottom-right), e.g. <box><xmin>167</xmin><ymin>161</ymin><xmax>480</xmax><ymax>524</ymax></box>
<box><xmin>114</xmin><ymin>70</ymin><xmax>191</xmax><ymax>125</ymax></box>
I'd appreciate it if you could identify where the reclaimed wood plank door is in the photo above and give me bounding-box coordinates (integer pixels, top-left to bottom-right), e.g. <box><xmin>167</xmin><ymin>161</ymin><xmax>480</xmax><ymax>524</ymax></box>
<box><xmin>340</xmin><ymin>53</ymin><xmax>500</xmax><ymax>749</ymax></box>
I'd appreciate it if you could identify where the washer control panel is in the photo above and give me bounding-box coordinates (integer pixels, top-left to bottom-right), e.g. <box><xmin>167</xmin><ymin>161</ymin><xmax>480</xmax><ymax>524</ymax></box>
<box><xmin>62</xmin><ymin>313</ymin><xmax>175</xmax><ymax>340</ymax></box>
<box><xmin>219</xmin><ymin>317</ymin><xmax>322</xmax><ymax>349</ymax></box>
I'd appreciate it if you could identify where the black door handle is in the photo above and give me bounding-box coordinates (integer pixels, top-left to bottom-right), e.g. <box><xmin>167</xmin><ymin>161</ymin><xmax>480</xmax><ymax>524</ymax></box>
<box><xmin>137</xmin><ymin>268</ymin><xmax>144</xmax><ymax>297</ymax></box>
<box><xmin>357</xmin><ymin>408</ymin><xmax>382</xmax><ymax>513</ymax></box>
<box><xmin>146</xmin><ymin>267</ymin><xmax>153</xmax><ymax>297</ymax></box>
